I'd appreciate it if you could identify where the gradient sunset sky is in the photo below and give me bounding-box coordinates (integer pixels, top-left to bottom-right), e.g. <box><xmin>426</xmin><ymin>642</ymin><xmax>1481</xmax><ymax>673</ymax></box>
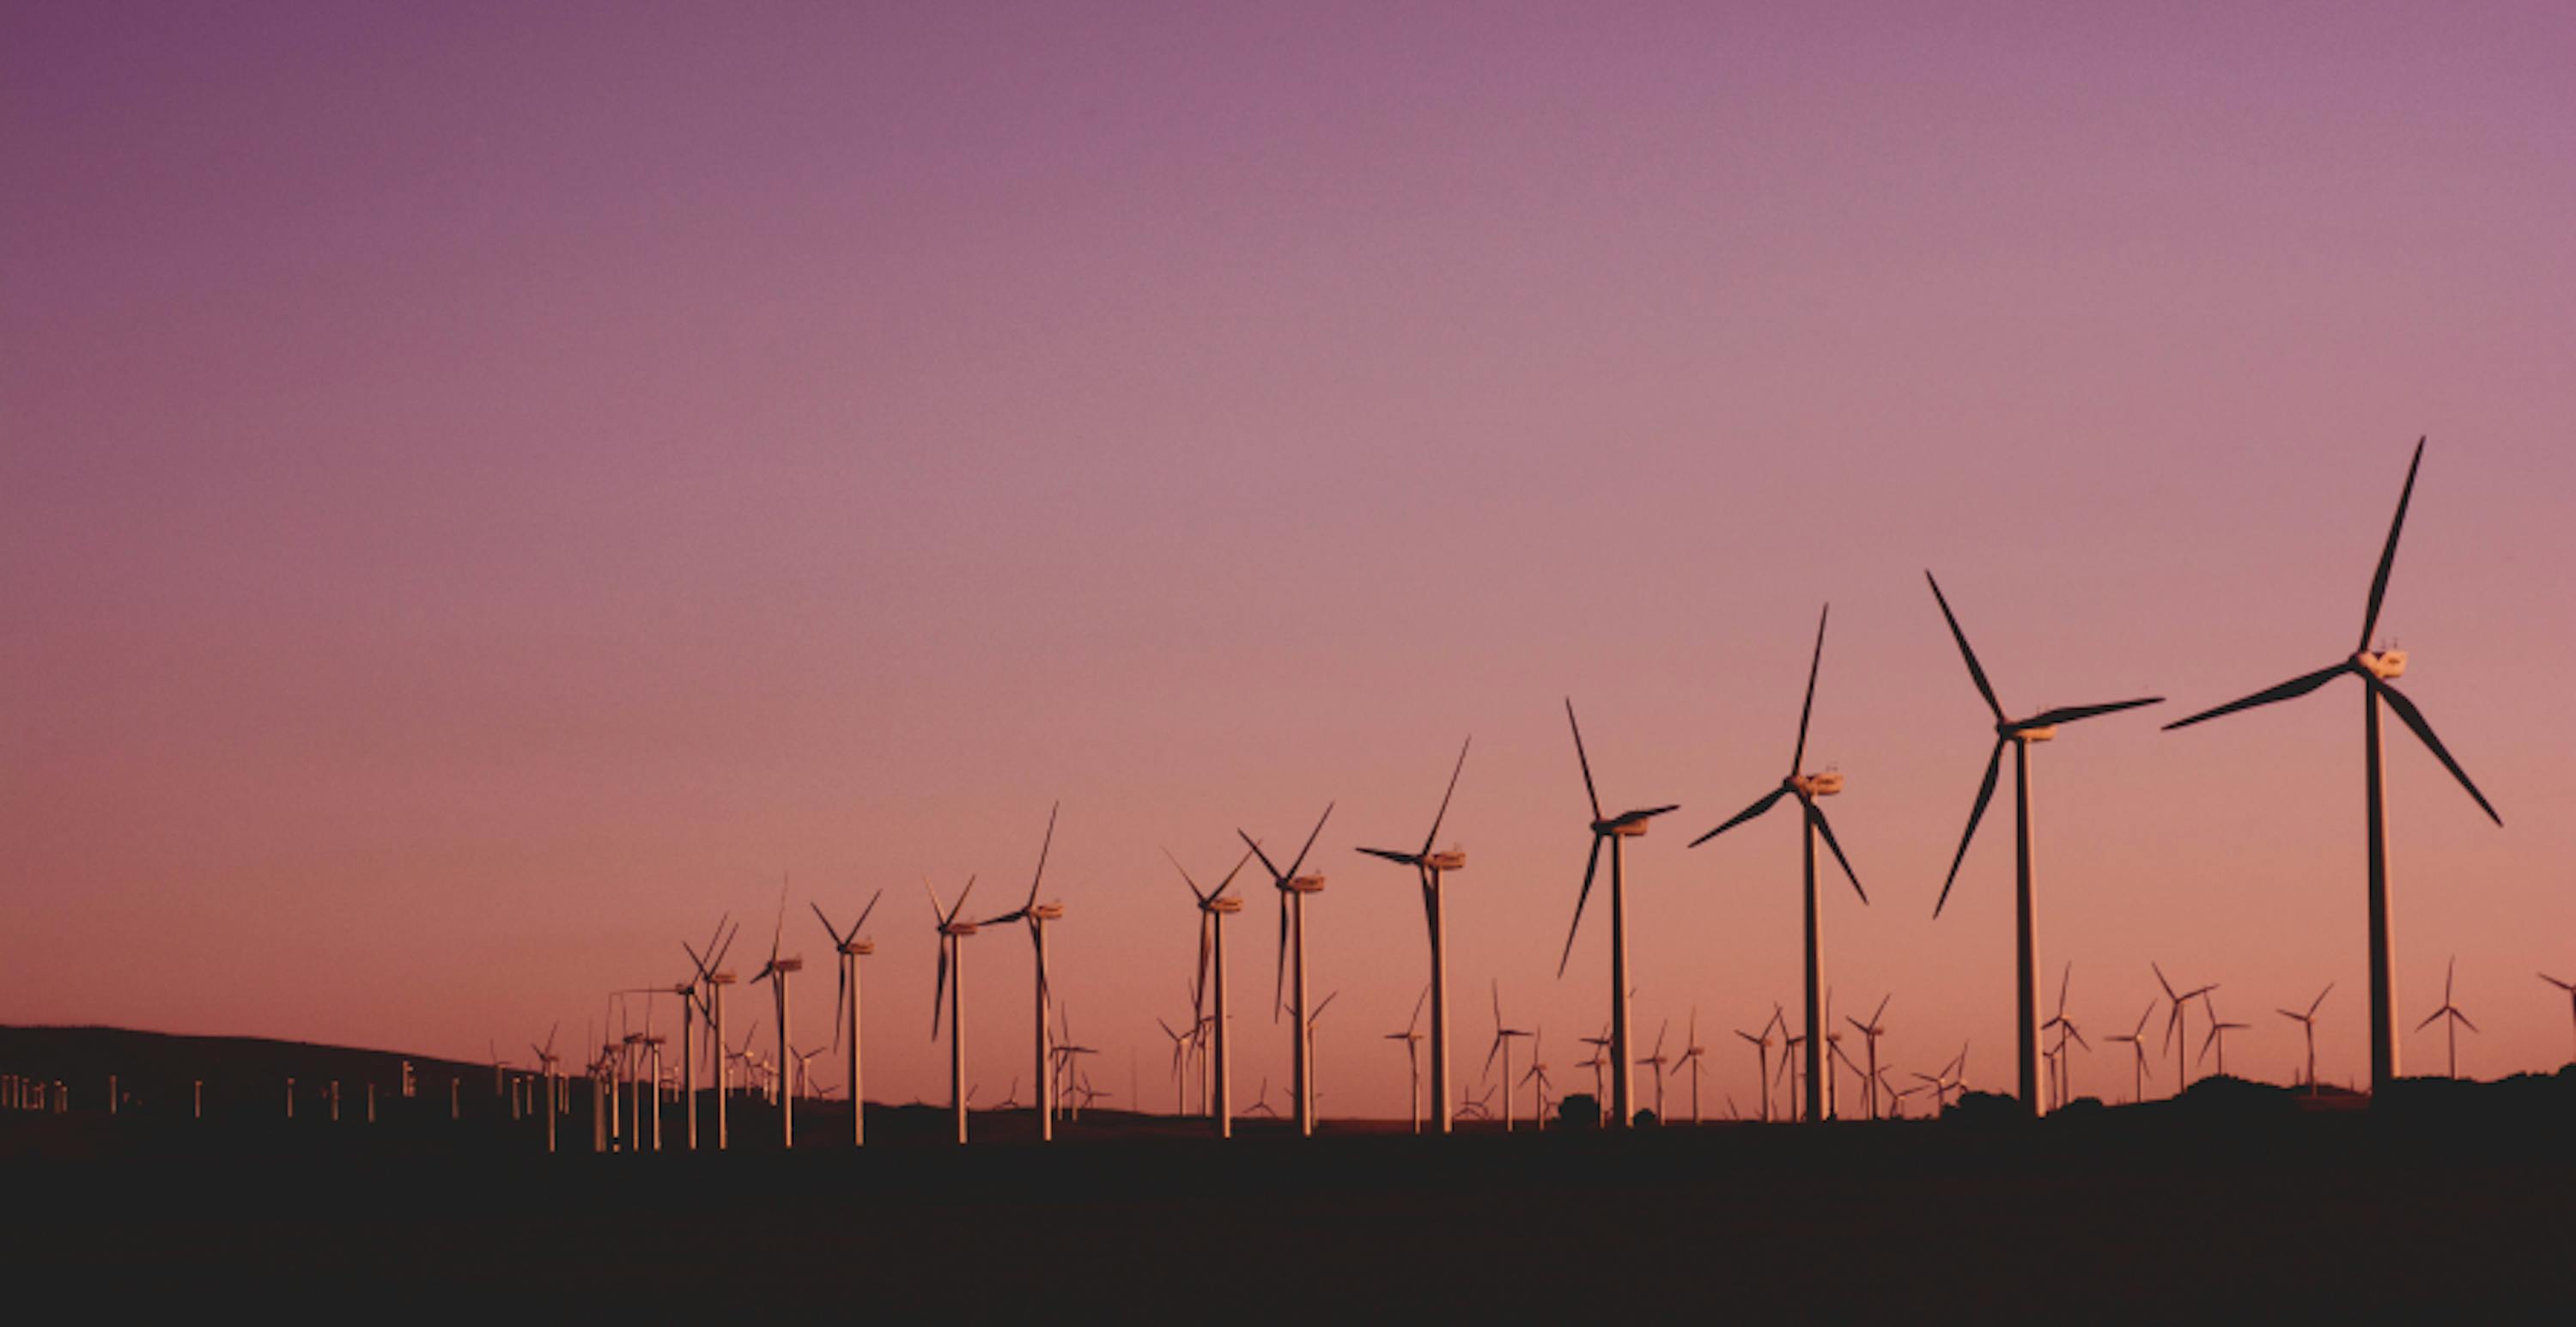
<box><xmin>7</xmin><ymin>2</ymin><xmax>2573</xmax><ymax>1117</ymax></box>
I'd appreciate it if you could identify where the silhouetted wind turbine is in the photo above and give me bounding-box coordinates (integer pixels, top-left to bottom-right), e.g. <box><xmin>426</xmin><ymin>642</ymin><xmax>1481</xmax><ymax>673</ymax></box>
<box><xmin>1925</xmin><ymin>572</ymin><xmax>2161</xmax><ymax>1117</ymax></box>
<box><xmin>811</xmin><ymin>889</ymin><xmax>882</xmax><ymax>1146</ymax></box>
<box><xmin>682</xmin><ymin>916</ymin><xmax>739</xmax><ymax>1150</ymax></box>
<box><xmin>2154</xmin><ymin>962</ymin><xmax>2216</xmax><ymax>1097</ymax></box>
<box><xmin>1674</xmin><ymin>1009</ymin><xmax>1709</xmax><ymax>1124</ymax></box>
<box><xmin>1637</xmin><ymin>1020</ymin><xmax>1672</xmax><ymax>1122</ymax></box>
<box><xmin>2541</xmin><ymin>973</ymin><xmax>2576</xmax><ymax>1065</ymax></box>
<box><xmin>1690</xmin><ymin>606</ymin><xmax>1866</xmax><ymax>1125</ymax></box>
<box><xmin>1734</xmin><ymin>1007</ymin><xmax>1784</xmax><ymax>1123</ymax></box>
<box><xmin>750</xmin><ymin>881</ymin><xmax>802</xmax><ymax>1150</ymax></box>
<box><xmin>1844</xmin><ymin>995</ymin><xmax>1889</xmax><ymax>1120</ymax></box>
<box><xmin>1558</xmin><ymin>700</ymin><xmax>1679</xmax><ymax>1130</ymax></box>
<box><xmin>1357</xmin><ymin>738</ymin><xmax>1472</xmax><ymax>1136</ymax></box>
<box><xmin>975</xmin><ymin>804</ymin><xmax>1066</xmax><ymax>1142</ymax></box>
<box><xmin>1167</xmin><ymin>845</ymin><xmax>1256</xmax><ymax>1137</ymax></box>
<box><xmin>2105</xmin><ymin>1002</ymin><xmax>2154</xmax><ymax>1104</ymax></box>
<box><xmin>2415</xmin><ymin>957</ymin><xmax>2478</xmax><ymax>1080</ymax></box>
<box><xmin>1241</xmin><ymin>805</ymin><xmax>1334</xmax><ymax>1138</ymax></box>
<box><xmin>2164</xmin><ymin>439</ymin><xmax>2500</xmax><ymax>1096</ymax></box>
<box><xmin>2198</xmin><ymin>996</ymin><xmax>2251</xmax><ymax>1079</ymax></box>
<box><xmin>1387</xmin><ymin>986</ymin><xmax>1429</xmax><ymax>1133</ymax></box>
<box><xmin>529</xmin><ymin>1024</ymin><xmax>561</xmax><ymax>1154</ymax></box>
<box><xmin>2039</xmin><ymin>963</ymin><xmax>2087</xmax><ymax>1108</ymax></box>
<box><xmin>2276</xmin><ymin>982</ymin><xmax>2332</xmax><ymax>1092</ymax></box>
<box><xmin>1484</xmin><ymin>980</ymin><xmax>1534</xmax><ymax>1133</ymax></box>
<box><xmin>927</xmin><ymin>875</ymin><xmax>980</xmax><ymax>1143</ymax></box>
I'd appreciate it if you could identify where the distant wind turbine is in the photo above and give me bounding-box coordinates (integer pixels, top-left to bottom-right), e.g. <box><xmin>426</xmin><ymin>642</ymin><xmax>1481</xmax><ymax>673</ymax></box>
<box><xmin>2542</xmin><ymin>973</ymin><xmax>2576</xmax><ymax>1065</ymax></box>
<box><xmin>1557</xmin><ymin>700</ymin><xmax>1680</xmax><ymax>1130</ymax></box>
<box><xmin>1484</xmin><ymin>981</ymin><xmax>1533</xmax><ymax>1132</ymax></box>
<box><xmin>750</xmin><ymin>880</ymin><xmax>802</xmax><ymax>1151</ymax></box>
<box><xmin>927</xmin><ymin>875</ymin><xmax>981</xmax><ymax>1143</ymax></box>
<box><xmin>2164</xmin><ymin>439</ymin><xmax>2500</xmax><ymax>1096</ymax></box>
<box><xmin>2154</xmin><ymin>963</ymin><xmax>2216</xmax><ymax>1097</ymax></box>
<box><xmin>2197</xmin><ymin>997</ymin><xmax>2251</xmax><ymax>1079</ymax></box>
<box><xmin>975</xmin><ymin>803</ymin><xmax>1066</xmax><ymax>1143</ymax></box>
<box><xmin>2105</xmin><ymin>1002</ymin><xmax>2154</xmax><ymax>1104</ymax></box>
<box><xmin>1166</xmin><ymin>845</ymin><xmax>1256</xmax><ymax>1137</ymax></box>
<box><xmin>2276</xmin><ymin>983</ymin><xmax>2333</xmax><ymax>1093</ymax></box>
<box><xmin>1240</xmin><ymin>804</ymin><xmax>1334</xmax><ymax>1138</ymax></box>
<box><xmin>2415</xmin><ymin>958</ymin><xmax>2478</xmax><ymax>1080</ymax></box>
<box><xmin>811</xmin><ymin>889</ymin><xmax>883</xmax><ymax>1146</ymax></box>
<box><xmin>1690</xmin><ymin>606</ymin><xmax>1867</xmax><ymax>1125</ymax></box>
<box><xmin>1356</xmin><ymin>738</ymin><xmax>1472</xmax><ymax>1136</ymax></box>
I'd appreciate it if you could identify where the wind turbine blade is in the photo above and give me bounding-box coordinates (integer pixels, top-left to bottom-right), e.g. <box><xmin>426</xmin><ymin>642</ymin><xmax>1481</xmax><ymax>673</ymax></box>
<box><xmin>1871</xmin><ymin>994</ymin><xmax>1891</xmax><ymax>1026</ymax></box>
<box><xmin>1282</xmin><ymin>803</ymin><xmax>1335</xmax><ymax>881</ymax></box>
<box><xmin>811</xmin><ymin>899</ymin><xmax>841</xmax><ymax>944</ymax></box>
<box><xmin>1423</xmin><ymin>735</ymin><xmax>1471</xmax><ymax>856</ymax></box>
<box><xmin>1163</xmin><ymin>846</ymin><xmax>1209</xmax><ymax>904</ymax></box>
<box><xmin>1355</xmin><ymin>847</ymin><xmax>1419</xmax><ymax>864</ymax></box>
<box><xmin>1557</xmin><ymin>835</ymin><xmax>1605</xmax><ymax>978</ymax></box>
<box><xmin>2445</xmin><ymin>956</ymin><xmax>2456</xmax><ymax>1003</ymax></box>
<box><xmin>1216</xmin><ymin>843</ymin><xmax>1259</xmax><ymax>897</ymax></box>
<box><xmin>2414</xmin><ymin>1007</ymin><xmax>2443</xmax><ymax>1032</ymax></box>
<box><xmin>1273</xmin><ymin>886</ymin><xmax>1290</xmax><ymax>1020</ymax></box>
<box><xmin>1808</xmin><ymin>803</ymin><xmax>1866</xmax><ymax>904</ymax></box>
<box><xmin>1791</xmin><ymin>604</ymin><xmax>1829</xmax><ymax>774</ymax></box>
<box><xmin>2015</xmin><ymin>697</ymin><xmax>2165</xmax><ymax>731</ymax></box>
<box><xmin>950</xmin><ymin>874</ymin><xmax>978</xmax><ymax>924</ymax></box>
<box><xmin>1025</xmin><ymin>800</ymin><xmax>1060</xmax><ymax>907</ymax></box>
<box><xmin>2360</xmin><ymin>437</ymin><xmax>2425</xmax><ymax>652</ymax></box>
<box><xmin>1565</xmin><ymin>699</ymin><xmax>1603</xmax><ymax>822</ymax></box>
<box><xmin>1237</xmin><ymin>831</ymin><xmax>1284</xmax><ymax>883</ymax></box>
<box><xmin>2162</xmin><ymin>662</ymin><xmax>2348</xmax><ymax>730</ymax></box>
<box><xmin>854</xmin><ymin>887</ymin><xmax>883</xmax><ymax>934</ymax></box>
<box><xmin>2372</xmin><ymin>679</ymin><xmax>2501</xmax><ymax>825</ymax></box>
<box><xmin>1934</xmin><ymin>739</ymin><xmax>2007</xmax><ymax>917</ymax></box>
<box><xmin>2454</xmin><ymin>1009</ymin><xmax>2479</xmax><ymax>1034</ymax></box>
<box><xmin>1689</xmin><ymin>787</ymin><xmax>1788</xmax><ymax>849</ymax></box>
<box><xmin>1925</xmin><ymin>571</ymin><xmax>2005</xmax><ymax>722</ymax></box>
<box><xmin>2309</xmin><ymin>982</ymin><xmax>2333</xmax><ymax>1017</ymax></box>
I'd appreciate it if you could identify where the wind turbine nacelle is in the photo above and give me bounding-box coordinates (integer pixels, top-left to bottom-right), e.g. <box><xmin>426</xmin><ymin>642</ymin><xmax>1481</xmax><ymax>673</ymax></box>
<box><xmin>2363</xmin><ymin>649</ymin><xmax>2406</xmax><ymax>679</ymax></box>
<box><xmin>1426</xmin><ymin>850</ymin><xmax>1467</xmax><ymax>871</ymax></box>
<box><xmin>1031</xmin><ymin>903</ymin><xmax>1066</xmax><ymax>921</ymax></box>
<box><xmin>711</xmin><ymin>972</ymin><xmax>738</xmax><ymax>986</ymax></box>
<box><xmin>945</xmin><ymin>922</ymin><xmax>980</xmax><ymax>937</ymax></box>
<box><xmin>2017</xmin><ymin>726</ymin><xmax>2057</xmax><ymax>744</ymax></box>
<box><xmin>1796</xmin><ymin>771</ymin><xmax>1845</xmax><ymax>797</ymax></box>
<box><xmin>842</xmin><ymin>940</ymin><xmax>876</xmax><ymax>956</ymax></box>
<box><xmin>1210</xmin><ymin>897</ymin><xmax>1244</xmax><ymax>915</ymax></box>
<box><xmin>774</xmin><ymin>958</ymin><xmax>805</xmax><ymax>974</ymax></box>
<box><xmin>1609</xmin><ymin>819</ymin><xmax>1650</xmax><ymax>837</ymax></box>
<box><xmin>1290</xmin><ymin>875</ymin><xmax>1327</xmax><ymax>893</ymax></box>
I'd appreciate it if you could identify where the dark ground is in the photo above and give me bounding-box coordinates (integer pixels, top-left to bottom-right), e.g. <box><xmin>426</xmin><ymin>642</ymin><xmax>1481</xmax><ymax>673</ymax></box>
<box><xmin>4</xmin><ymin>1026</ymin><xmax>2571</xmax><ymax>1317</ymax></box>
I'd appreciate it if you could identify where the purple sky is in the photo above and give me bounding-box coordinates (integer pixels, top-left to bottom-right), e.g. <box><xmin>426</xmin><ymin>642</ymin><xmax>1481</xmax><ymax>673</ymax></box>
<box><xmin>6</xmin><ymin>2</ymin><xmax>2574</xmax><ymax>1115</ymax></box>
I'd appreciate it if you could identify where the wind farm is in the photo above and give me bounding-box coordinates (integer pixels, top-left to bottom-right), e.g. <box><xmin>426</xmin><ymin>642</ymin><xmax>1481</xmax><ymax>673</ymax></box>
<box><xmin>9</xmin><ymin>2</ymin><xmax>2573</xmax><ymax>1314</ymax></box>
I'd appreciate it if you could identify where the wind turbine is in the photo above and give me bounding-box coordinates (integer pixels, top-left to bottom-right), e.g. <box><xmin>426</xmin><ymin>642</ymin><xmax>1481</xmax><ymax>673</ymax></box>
<box><xmin>2541</xmin><ymin>973</ymin><xmax>2576</xmax><ymax>1065</ymax></box>
<box><xmin>2163</xmin><ymin>440</ymin><xmax>2501</xmax><ymax>1097</ymax></box>
<box><xmin>1357</xmin><ymin>737</ymin><xmax>1472</xmax><ymax>1136</ymax></box>
<box><xmin>1636</xmin><ymin>1020</ymin><xmax>1672</xmax><ymax>1122</ymax></box>
<box><xmin>2039</xmin><ymin>964</ymin><xmax>2087</xmax><ymax>1109</ymax></box>
<box><xmin>1241</xmin><ymin>805</ymin><xmax>1335</xmax><ymax>1138</ymax></box>
<box><xmin>750</xmin><ymin>882</ymin><xmax>803</xmax><ymax>1150</ymax></box>
<box><xmin>1844</xmin><ymin>996</ymin><xmax>1889</xmax><ymax>1121</ymax></box>
<box><xmin>1386</xmin><ymin>987</ymin><xmax>1429</xmax><ymax>1133</ymax></box>
<box><xmin>1577</xmin><ymin>1027</ymin><xmax>1612</xmax><ymax>1106</ymax></box>
<box><xmin>1557</xmin><ymin>700</ymin><xmax>1680</xmax><ymax>1130</ymax></box>
<box><xmin>1244</xmin><ymin>1077</ymin><xmax>1280</xmax><ymax>1120</ymax></box>
<box><xmin>1688</xmin><ymin>606</ymin><xmax>1867</xmax><ymax>1125</ymax></box>
<box><xmin>528</xmin><ymin>1025</ymin><xmax>561</xmax><ymax>1153</ymax></box>
<box><xmin>2415</xmin><ymin>957</ymin><xmax>2478</xmax><ymax>1080</ymax></box>
<box><xmin>2105</xmin><ymin>1002</ymin><xmax>2154</xmax><ymax>1104</ymax></box>
<box><xmin>1924</xmin><ymin>571</ymin><xmax>2161</xmax><ymax>1118</ymax></box>
<box><xmin>2154</xmin><ymin>963</ymin><xmax>2216</xmax><ymax>1097</ymax></box>
<box><xmin>927</xmin><ymin>875</ymin><xmax>981</xmax><ymax>1143</ymax></box>
<box><xmin>1484</xmin><ymin>980</ymin><xmax>1533</xmax><ymax>1133</ymax></box>
<box><xmin>683</xmin><ymin>916</ymin><xmax>740</xmax><ymax>1150</ymax></box>
<box><xmin>2198</xmin><ymin>997</ymin><xmax>2251</xmax><ymax>1080</ymax></box>
<box><xmin>1519</xmin><ymin>1030</ymin><xmax>1555</xmax><ymax>1128</ymax></box>
<box><xmin>975</xmin><ymin>804</ymin><xmax>1066</xmax><ymax>1142</ymax></box>
<box><xmin>1674</xmin><ymin>1009</ymin><xmax>1709</xmax><ymax>1124</ymax></box>
<box><xmin>1167</xmin><ymin>845</ymin><xmax>1256</xmax><ymax>1137</ymax></box>
<box><xmin>2276</xmin><ymin>983</ymin><xmax>2333</xmax><ymax>1092</ymax></box>
<box><xmin>812</xmin><ymin>889</ymin><xmax>882</xmax><ymax>1146</ymax></box>
<box><xmin>1734</xmin><ymin>1007</ymin><xmax>1783</xmax><ymax>1123</ymax></box>
<box><xmin>1159</xmin><ymin>1016</ymin><xmax>1196</xmax><ymax>1117</ymax></box>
